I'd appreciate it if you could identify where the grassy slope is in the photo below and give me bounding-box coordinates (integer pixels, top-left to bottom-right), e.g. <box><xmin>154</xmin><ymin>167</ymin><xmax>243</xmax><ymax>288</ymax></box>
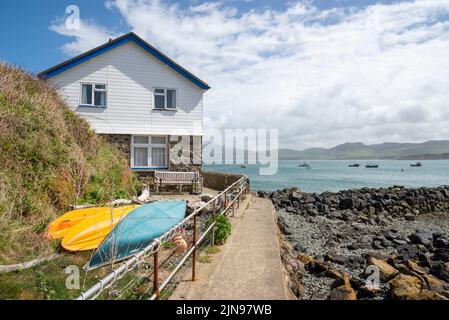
<box><xmin>0</xmin><ymin>65</ymin><xmax>141</xmax><ymax>298</ymax></box>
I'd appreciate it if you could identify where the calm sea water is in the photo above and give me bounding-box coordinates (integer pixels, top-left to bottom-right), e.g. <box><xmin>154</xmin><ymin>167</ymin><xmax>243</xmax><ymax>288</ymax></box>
<box><xmin>204</xmin><ymin>160</ymin><xmax>449</xmax><ymax>193</ymax></box>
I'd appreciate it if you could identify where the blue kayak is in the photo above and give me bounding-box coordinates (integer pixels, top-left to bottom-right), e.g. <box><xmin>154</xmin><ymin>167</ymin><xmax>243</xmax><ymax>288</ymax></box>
<box><xmin>87</xmin><ymin>201</ymin><xmax>186</xmax><ymax>270</ymax></box>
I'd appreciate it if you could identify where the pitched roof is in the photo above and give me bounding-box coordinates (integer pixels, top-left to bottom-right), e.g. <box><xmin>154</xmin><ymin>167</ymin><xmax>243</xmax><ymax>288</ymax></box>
<box><xmin>38</xmin><ymin>32</ymin><xmax>210</xmax><ymax>90</ymax></box>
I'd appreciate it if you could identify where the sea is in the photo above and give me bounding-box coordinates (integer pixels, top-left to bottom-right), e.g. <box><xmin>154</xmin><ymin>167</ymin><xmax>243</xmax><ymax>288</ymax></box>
<box><xmin>203</xmin><ymin>160</ymin><xmax>449</xmax><ymax>193</ymax></box>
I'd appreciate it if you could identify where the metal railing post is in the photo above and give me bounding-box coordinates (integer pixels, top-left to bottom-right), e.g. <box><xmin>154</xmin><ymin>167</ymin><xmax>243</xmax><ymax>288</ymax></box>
<box><xmin>211</xmin><ymin>199</ymin><xmax>216</xmax><ymax>247</ymax></box>
<box><xmin>153</xmin><ymin>251</ymin><xmax>160</xmax><ymax>299</ymax></box>
<box><xmin>192</xmin><ymin>214</ymin><xmax>197</xmax><ymax>281</ymax></box>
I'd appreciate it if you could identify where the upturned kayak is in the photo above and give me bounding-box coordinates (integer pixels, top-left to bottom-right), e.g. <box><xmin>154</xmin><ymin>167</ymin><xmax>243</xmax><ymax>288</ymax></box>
<box><xmin>46</xmin><ymin>207</ymin><xmax>112</xmax><ymax>240</ymax></box>
<box><xmin>87</xmin><ymin>201</ymin><xmax>186</xmax><ymax>270</ymax></box>
<box><xmin>61</xmin><ymin>205</ymin><xmax>140</xmax><ymax>252</ymax></box>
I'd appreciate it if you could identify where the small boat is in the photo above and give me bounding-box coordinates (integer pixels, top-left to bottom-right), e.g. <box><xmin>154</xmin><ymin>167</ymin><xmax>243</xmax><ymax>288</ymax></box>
<box><xmin>298</xmin><ymin>162</ymin><xmax>311</xmax><ymax>168</ymax></box>
<box><xmin>348</xmin><ymin>163</ymin><xmax>360</xmax><ymax>167</ymax></box>
<box><xmin>46</xmin><ymin>205</ymin><xmax>137</xmax><ymax>240</ymax></box>
<box><xmin>366</xmin><ymin>163</ymin><xmax>379</xmax><ymax>168</ymax></box>
<box><xmin>87</xmin><ymin>201</ymin><xmax>186</xmax><ymax>270</ymax></box>
<box><xmin>60</xmin><ymin>205</ymin><xmax>140</xmax><ymax>251</ymax></box>
<box><xmin>240</xmin><ymin>164</ymin><xmax>247</xmax><ymax>168</ymax></box>
<box><xmin>410</xmin><ymin>162</ymin><xmax>423</xmax><ymax>167</ymax></box>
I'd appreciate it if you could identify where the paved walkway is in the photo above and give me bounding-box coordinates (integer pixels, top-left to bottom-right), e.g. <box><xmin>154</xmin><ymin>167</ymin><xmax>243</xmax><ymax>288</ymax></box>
<box><xmin>171</xmin><ymin>195</ymin><xmax>289</xmax><ymax>300</ymax></box>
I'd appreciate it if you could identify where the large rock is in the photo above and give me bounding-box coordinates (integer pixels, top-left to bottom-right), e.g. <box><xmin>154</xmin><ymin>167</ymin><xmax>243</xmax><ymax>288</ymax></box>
<box><xmin>330</xmin><ymin>274</ymin><xmax>357</xmax><ymax>300</ymax></box>
<box><xmin>422</xmin><ymin>274</ymin><xmax>448</xmax><ymax>291</ymax></box>
<box><xmin>389</xmin><ymin>274</ymin><xmax>423</xmax><ymax>300</ymax></box>
<box><xmin>368</xmin><ymin>257</ymin><xmax>399</xmax><ymax>281</ymax></box>
<box><xmin>417</xmin><ymin>289</ymin><xmax>448</xmax><ymax>300</ymax></box>
<box><xmin>431</xmin><ymin>262</ymin><xmax>449</xmax><ymax>282</ymax></box>
<box><xmin>297</xmin><ymin>253</ymin><xmax>314</xmax><ymax>266</ymax></box>
<box><xmin>339</xmin><ymin>198</ymin><xmax>354</xmax><ymax>210</ymax></box>
<box><xmin>409</xmin><ymin>230</ymin><xmax>433</xmax><ymax>246</ymax></box>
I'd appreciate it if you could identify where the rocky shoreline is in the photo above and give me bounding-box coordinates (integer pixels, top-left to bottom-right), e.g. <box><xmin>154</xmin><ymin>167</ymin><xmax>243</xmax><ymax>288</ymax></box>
<box><xmin>258</xmin><ymin>186</ymin><xmax>449</xmax><ymax>300</ymax></box>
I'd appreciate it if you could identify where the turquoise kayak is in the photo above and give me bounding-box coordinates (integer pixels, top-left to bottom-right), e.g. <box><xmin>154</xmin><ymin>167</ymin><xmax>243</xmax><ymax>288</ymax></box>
<box><xmin>87</xmin><ymin>201</ymin><xmax>186</xmax><ymax>270</ymax></box>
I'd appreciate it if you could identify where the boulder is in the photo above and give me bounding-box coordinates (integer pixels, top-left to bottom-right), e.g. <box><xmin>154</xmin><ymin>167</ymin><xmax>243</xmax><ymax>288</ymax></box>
<box><xmin>277</xmin><ymin>215</ymin><xmax>292</xmax><ymax>235</ymax></box>
<box><xmin>368</xmin><ymin>257</ymin><xmax>399</xmax><ymax>281</ymax></box>
<box><xmin>339</xmin><ymin>198</ymin><xmax>354</xmax><ymax>210</ymax></box>
<box><xmin>406</xmin><ymin>260</ymin><xmax>427</xmax><ymax>276</ymax></box>
<box><xmin>404</xmin><ymin>213</ymin><xmax>415</xmax><ymax>221</ymax></box>
<box><xmin>431</xmin><ymin>262</ymin><xmax>449</xmax><ymax>282</ymax></box>
<box><xmin>422</xmin><ymin>274</ymin><xmax>448</xmax><ymax>291</ymax></box>
<box><xmin>409</xmin><ymin>231</ymin><xmax>433</xmax><ymax>246</ymax></box>
<box><xmin>389</xmin><ymin>274</ymin><xmax>422</xmax><ymax>300</ymax></box>
<box><xmin>330</xmin><ymin>274</ymin><xmax>357</xmax><ymax>300</ymax></box>
<box><xmin>417</xmin><ymin>289</ymin><xmax>448</xmax><ymax>300</ymax></box>
<box><xmin>297</xmin><ymin>253</ymin><xmax>314</xmax><ymax>266</ymax></box>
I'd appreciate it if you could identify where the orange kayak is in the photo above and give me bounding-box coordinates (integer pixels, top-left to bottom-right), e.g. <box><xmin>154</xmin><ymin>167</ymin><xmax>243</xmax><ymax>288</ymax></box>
<box><xmin>46</xmin><ymin>207</ymin><xmax>112</xmax><ymax>240</ymax></box>
<box><xmin>61</xmin><ymin>205</ymin><xmax>140</xmax><ymax>251</ymax></box>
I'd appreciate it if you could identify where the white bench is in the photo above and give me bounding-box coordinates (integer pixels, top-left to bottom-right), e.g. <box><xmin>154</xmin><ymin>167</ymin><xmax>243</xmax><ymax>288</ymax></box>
<box><xmin>154</xmin><ymin>171</ymin><xmax>203</xmax><ymax>194</ymax></box>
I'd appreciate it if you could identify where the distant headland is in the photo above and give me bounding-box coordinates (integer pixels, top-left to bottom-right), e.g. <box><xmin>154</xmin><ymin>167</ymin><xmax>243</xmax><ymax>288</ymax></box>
<box><xmin>279</xmin><ymin>140</ymin><xmax>449</xmax><ymax>160</ymax></box>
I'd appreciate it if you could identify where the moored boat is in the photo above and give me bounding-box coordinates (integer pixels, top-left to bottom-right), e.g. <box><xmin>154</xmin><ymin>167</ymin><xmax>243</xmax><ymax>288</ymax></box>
<box><xmin>348</xmin><ymin>163</ymin><xmax>360</xmax><ymax>167</ymax></box>
<box><xmin>365</xmin><ymin>163</ymin><xmax>379</xmax><ymax>168</ymax></box>
<box><xmin>298</xmin><ymin>162</ymin><xmax>311</xmax><ymax>168</ymax></box>
<box><xmin>87</xmin><ymin>201</ymin><xmax>186</xmax><ymax>270</ymax></box>
<box><xmin>410</xmin><ymin>162</ymin><xmax>423</xmax><ymax>167</ymax></box>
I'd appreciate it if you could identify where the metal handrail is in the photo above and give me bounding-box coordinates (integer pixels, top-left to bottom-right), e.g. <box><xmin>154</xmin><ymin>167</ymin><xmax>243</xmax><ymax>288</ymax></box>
<box><xmin>76</xmin><ymin>175</ymin><xmax>249</xmax><ymax>300</ymax></box>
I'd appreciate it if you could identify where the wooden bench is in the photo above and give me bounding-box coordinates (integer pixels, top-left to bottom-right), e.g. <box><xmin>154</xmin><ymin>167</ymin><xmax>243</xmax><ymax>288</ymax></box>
<box><xmin>154</xmin><ymin>171</ymin><xmax>203</xmax><ymax>194</ymax></box>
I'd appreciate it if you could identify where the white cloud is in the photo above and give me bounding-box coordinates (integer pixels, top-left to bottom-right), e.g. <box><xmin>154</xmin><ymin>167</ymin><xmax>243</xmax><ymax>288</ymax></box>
<box><xmin>50</xmin><ymin>0</ymin><xmax>449</xmax><ymax>149</ymax></box>
<box><xmin>49</xmin><ymin>17</ymin><xmax>119</xmax><ymax>56</ymax></box>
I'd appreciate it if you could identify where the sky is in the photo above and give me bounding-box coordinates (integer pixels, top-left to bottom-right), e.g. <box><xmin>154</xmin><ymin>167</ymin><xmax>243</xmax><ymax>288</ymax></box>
<box><xmin>1</xmin><ymin>0</ymin><xmax>449</xmax><ymax>149</ymax></box>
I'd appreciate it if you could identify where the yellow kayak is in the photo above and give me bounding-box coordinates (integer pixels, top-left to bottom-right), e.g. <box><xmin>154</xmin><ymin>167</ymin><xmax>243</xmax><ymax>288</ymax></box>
<box><xmin>61</xmin><ymin>205</ymin><xmax>140</xmax><ymax>251</ymax></box>
<box><xmin>46</xmin><ymin>207</ymin><xmax>113</xmax><ymax>240</ymax></box>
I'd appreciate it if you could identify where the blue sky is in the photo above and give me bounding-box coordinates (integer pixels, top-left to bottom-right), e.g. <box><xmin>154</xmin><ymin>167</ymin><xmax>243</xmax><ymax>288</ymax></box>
<box><xmin>1</xmin><ymin>0</ymin><xmax>448</xmax><ymax>148</ymax></box>
<box><xmin>1</xmin><ymin>0</ymin><xmax>403</xmax><ymax>73</ymax></box>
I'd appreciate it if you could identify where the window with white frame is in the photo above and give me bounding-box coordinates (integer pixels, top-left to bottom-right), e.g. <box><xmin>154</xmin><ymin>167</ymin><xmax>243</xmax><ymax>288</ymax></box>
<box><xmin>131</xmin><ymin>136</ymin><xmax>168</xmax><ymax>168</ymax></box>
<box><xmin>81</xmin><ymin>83</ymin><xmax>107</xmax><ymax>107</ymax></box>
<box><xmin>154</xmin><ymin>88</ymin><xmax>177</xmax><ymax>110</ymax></box>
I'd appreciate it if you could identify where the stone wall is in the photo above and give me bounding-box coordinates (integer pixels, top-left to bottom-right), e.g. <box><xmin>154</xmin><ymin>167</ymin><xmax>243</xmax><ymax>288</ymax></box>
<box><xmin>99</xmin><ymin>134</ymin><xmax>131</xmax><ymax>160</ymax></box>
<box><xmin>99</xmin><ymin>134</ymin><xmax>203</xmax><ymax>183</ymax></box>
<box><xmin>169</xmin><ymin>135</ymin><xmax>202</xmax><ymax>172</ymax></box>
<box><xmin>202</xmin><ymin>171</ymin><xmax>247</xmax><ymax>191</ymax></box>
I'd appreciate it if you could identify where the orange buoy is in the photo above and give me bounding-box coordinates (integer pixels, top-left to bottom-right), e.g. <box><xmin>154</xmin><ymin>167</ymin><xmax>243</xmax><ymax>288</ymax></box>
<box><xmin>173</xmin><ymin>235</ymin><xmax>187</xmax><ymax>253</ymax></box>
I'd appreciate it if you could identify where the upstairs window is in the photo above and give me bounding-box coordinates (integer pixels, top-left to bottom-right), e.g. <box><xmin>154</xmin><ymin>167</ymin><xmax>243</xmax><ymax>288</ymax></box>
<box><xmin>154</xmin><ymin>88</ymin><xmax>177</xmax><ymax>110</ymax></box>
<box><xmin>81</xmin><ymin>83</ymin><xmax>107</xmax><ymax>107</ymax></box>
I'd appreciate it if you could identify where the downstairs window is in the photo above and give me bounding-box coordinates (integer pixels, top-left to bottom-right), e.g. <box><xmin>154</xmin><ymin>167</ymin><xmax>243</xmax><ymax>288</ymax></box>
<box><xmin>131</xmin><ymin>136</ymin><xmax>168</xmax><ymax>169</ymax></box>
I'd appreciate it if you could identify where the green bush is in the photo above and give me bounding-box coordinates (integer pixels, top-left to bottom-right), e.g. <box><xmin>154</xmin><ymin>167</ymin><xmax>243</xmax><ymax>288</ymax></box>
<box><xmin>214</xmin><ymin>215</ymin><xmax>231</xmax><ymax>245</ymax></box>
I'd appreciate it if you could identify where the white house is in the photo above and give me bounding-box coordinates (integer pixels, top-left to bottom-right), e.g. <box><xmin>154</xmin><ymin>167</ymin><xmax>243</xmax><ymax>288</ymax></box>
<box><xmin>39</xmin><ymin>32</ymin><xmax>210</xmax><ymax>173</ymax></box>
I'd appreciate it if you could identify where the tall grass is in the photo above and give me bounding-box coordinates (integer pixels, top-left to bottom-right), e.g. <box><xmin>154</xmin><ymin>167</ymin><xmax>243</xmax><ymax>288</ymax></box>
<box><xmin>0</xmin><ymin>64</ymin><xmax>141</xmax><ymax>263</ymax></box>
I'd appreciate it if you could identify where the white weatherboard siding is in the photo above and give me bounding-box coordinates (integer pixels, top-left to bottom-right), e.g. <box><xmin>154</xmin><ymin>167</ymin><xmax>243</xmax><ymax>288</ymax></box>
<box><xmin>50</xmin><ymin>42</ymin><xmax>204</xmax><ymax>136</ymax></box>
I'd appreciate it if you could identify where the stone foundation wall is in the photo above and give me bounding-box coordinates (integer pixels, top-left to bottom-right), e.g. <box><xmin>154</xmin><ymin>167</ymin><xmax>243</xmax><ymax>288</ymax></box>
<box><xmin>169</xmin><ymin>135</ymin><xmax>202</xmax><ymax>172</ymax></box>
<box><xmin>202</xmin><ymin>171</ymin><xmax>247</xmax><ymax>191</ymax></box>
<box><xmin>99</xmin><ymin>134</ymin><xmax>132</xmax><ymax>160</ymax></box>
<box><xmin>99</xmin><ymin>134</ymin><xmax>203</xmax><ymax>180</ymax></box>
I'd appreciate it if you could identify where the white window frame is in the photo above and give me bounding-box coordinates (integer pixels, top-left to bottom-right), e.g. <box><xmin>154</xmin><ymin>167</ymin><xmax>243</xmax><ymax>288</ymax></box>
<box><xmin>79</xmin><ymin>82</ymin><xmax>108</xmax><ymax>107</ymax></box>
<box><xmin>130</xmin><ymin>135</ymin><xmax>168</xmax><ymax>169</ymax></box>
<box><xmin>153</xmin><ymin>88</ymin><xmax>177</xmax><ymax>111</ymax></box>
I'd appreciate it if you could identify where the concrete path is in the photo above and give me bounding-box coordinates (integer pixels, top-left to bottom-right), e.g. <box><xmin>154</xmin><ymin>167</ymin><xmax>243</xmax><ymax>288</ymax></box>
<box><xmin>171</xmin><ymin>195</ymin><xmax>289</xmax><ymax>300</ymax></box>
